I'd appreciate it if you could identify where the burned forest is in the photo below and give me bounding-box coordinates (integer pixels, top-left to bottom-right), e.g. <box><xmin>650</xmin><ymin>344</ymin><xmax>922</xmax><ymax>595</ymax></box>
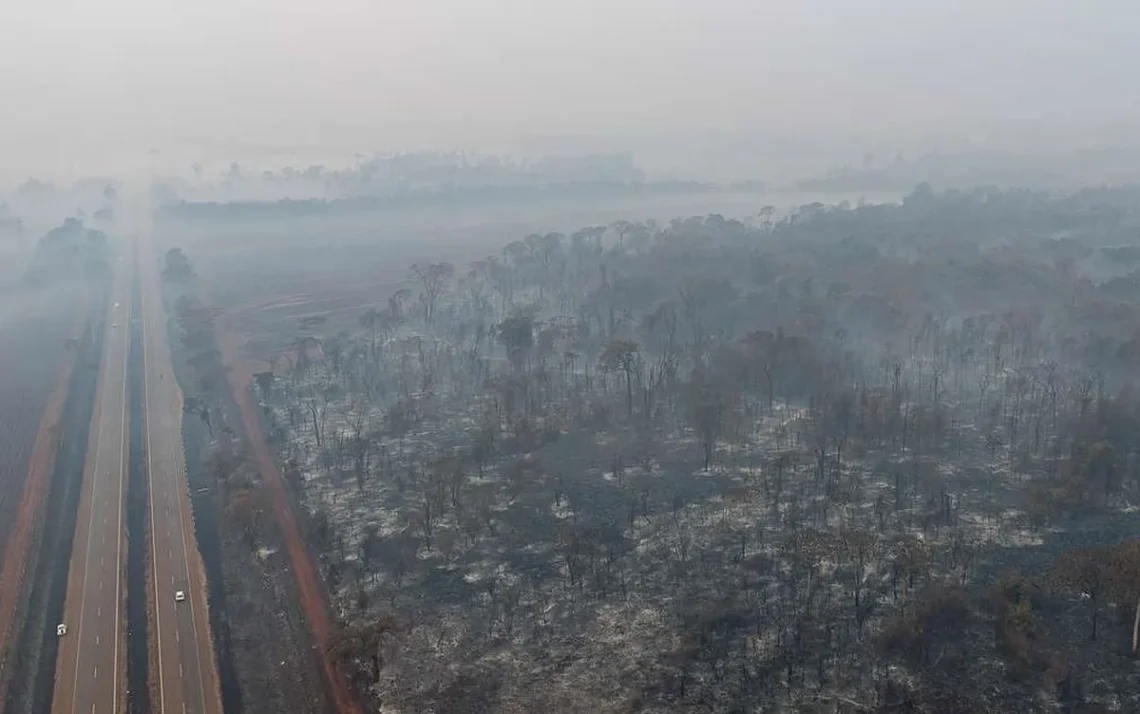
<box><xmin>226</xmin><ymin>186</ymin><xmax>1140</xmax><ymax>713</ymax></box>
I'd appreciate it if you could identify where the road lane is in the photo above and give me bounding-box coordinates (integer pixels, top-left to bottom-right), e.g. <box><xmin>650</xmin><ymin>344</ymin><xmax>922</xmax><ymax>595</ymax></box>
<box><xmin>52</xmin><ymin>254</ymin><xmax>132</xmax><ymax>714</ymax></box>
<box><xmin>139</xmin><ymin>230</ymin><xmax>222</xmax><ymax>714</ymax></box>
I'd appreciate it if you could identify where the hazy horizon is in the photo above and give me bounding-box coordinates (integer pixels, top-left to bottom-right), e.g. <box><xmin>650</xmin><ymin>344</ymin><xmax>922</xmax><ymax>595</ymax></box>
<box><xmin>7</xmin><ymin>4</ymin><xmax>1140</xmax><ymax>710</ymax></box>
<box><xmin>3</xmin><ymin>0</ymin><xmax>1140</xmax><ymax>184</ymax></box>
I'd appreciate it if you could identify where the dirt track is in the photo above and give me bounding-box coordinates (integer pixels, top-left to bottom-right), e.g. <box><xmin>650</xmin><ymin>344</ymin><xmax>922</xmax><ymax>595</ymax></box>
<box><xmin>0</xmin><ymin>302</ymin><xmax>87</xmax><ymax>703</ymax></box>
<box><xmin>221</xmin><ymin>338</ymin><xmax>362</xmax><ymax>714</ymax></box>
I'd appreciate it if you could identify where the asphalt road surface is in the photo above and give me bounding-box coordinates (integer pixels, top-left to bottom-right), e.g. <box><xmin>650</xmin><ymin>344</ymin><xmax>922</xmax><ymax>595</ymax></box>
<box><xmin>139</xmin><ymin>231</ymin><xmax>223</xmax><ymax>714</ymax></box>
<box><xmin>53</xmin><ymin>254</ymin><xmax>132</xmax><ymax>714</ymax></box>
<box><xmin>53</xmin><ymin>229</ymin><xmax>222</xmax><ymax>714</ymax></box>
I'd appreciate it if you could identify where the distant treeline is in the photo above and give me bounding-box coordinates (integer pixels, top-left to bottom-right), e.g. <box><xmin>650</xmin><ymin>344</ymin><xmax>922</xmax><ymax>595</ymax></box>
<box><xmin>157</xmin><ymin>179</ymin><xmax>769</xmax><ymax>221</ymax></box>
<box><xmin>796</xmin><ymin>147</ymin><xmax>1140</xmax><ymax>193</ymax></box>
<box><xmin>22</xmin><ymin>218</ymin><xmax>110</xmax><ymax>287</ymax></box>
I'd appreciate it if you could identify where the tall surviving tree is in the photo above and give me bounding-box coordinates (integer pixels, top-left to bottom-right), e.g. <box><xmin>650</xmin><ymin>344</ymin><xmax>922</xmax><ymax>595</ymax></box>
<box><xmin>600</xmin><ymin>340</ymin><xmax>641</xmax><ymax>418</ymax></box>
<box><xmin>359</xmin><ymin>307</ymin><xmax>383</xmax><ymax>362</ymax></box>
<box><xmin>496</xmin><ymin>313</ymin><xmax>535</xmax><ymax>374</ymax></box>
<box><xmin>741</xmin><ymin>329</ymin><xmax>783</xmax><ymax>410</ymax></box>
<box><xmin>1050</xmin><ymin>547</ymin><xmax>1113</xmax><ymax>641</ymax></box>
<box><xmin>677</xmin><ymin>276</ymin><xmax>735</xmax><ymax>361</ymax></box>
<box><xmin>409</xmin><ymin>262</ymin><xmax>453</xmax><ymax>327</ymax></box>
<box><xmin>836</xmin><ymin>527</ymin><xmax>878</xmax><ymax>628</ymax></box>
<box><xmin>689</xmin><ymin>378</ymin><xmax>727</xmax><ymax>471</ymax></box>
<box><xmin>610</xmin><ymin>219</ymin><xmax>634</xmax><ymax>250</ymax></box>
<box><xmin>525</xmin><ymin>232</ymin><xmax>564</xmax><ymax>300</ymax></box>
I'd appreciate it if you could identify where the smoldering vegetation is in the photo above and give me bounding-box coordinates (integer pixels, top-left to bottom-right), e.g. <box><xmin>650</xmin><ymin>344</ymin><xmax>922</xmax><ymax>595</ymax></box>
<box><xmin>0</xmin><ymin>215</ymin><xmax>110</xmax><ymax>564</ymax></box>
<box><xmin>0</xmin><ymin>289</ymin><xmax>78</xmax><ymax>563</ymax></box>
<box><xmin>172</xmin><ymin>184</ymin><xmax>1140</xmax><ymax>713</ymax></box>
<box><xmin>155</xmin><ymin>187</ymin><xmax>892</xmax><ymax>368</ymax></box>
<box><xmin>0</xmin><ymin>214</ymin><xmax>110</xmax><ymax>706</ymax></box>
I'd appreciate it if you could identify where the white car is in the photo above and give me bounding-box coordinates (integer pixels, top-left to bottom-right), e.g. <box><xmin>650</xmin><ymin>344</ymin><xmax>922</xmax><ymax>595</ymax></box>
<box><xmin>57</xmin><ymin>623</ymin><xmax>67</xmax><ymax>636</ymax></box>
<box><xmin>174</xmin><ymin>590</ymin><xmax>186</xmax><ymax>603</ymax></box>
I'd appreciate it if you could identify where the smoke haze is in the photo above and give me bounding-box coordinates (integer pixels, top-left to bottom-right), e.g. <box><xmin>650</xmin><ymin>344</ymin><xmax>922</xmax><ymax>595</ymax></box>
<box><xmin>3</xmin><ymin>0</ymin><xmax>1139</xmax><ymax>182</ymax></box>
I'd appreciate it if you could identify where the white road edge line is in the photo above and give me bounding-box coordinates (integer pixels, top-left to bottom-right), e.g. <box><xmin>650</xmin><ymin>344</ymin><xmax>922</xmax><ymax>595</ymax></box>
<box><xmin>142</xmin><ymin>239</ymin><xmax>169</xmax><ymax>714</ymax></box>
<box><xmin>142</xmin><ymin>226</ymin><xmax>210</xmax><ymax>712</ymax></box>
<box><xmin>69</xmin><ymin>308</ymin><xmax>110</xmax><ymax>712</ymax></box>
<box><xmin>112</xmin><ymin>258</ymin><xmax>130</xmax><ymax>714</ymax></box>
<box><xmin>163</xmin><ymin>253</ymin><xmax>211</xmax><ymax>711</ymax></box>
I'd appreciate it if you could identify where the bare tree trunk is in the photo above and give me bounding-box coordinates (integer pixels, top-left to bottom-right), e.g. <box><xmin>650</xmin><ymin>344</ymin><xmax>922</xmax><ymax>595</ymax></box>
<box><xmin>1132</xmin><ymin>598</ymin><xmax>1140</xmax><ymax>657</ymax></box>
<box><xmin>307</xmin><ymin>399</ymin><xmax>322</xmax><ymax>446</ymax></box>
<box><xmin>625</xmin><ymin>369</ymin><xmax>633</xmax><ymax>418</ymax></box>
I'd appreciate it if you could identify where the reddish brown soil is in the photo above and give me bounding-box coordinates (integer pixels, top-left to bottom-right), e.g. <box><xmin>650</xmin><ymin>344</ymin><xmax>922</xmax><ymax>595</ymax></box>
<box><xmin>220</xmin><ymin>333</ymin><xmax>362</xmax><ymax>714</ymax></box>
<box><xmin>0</xmin><ymin>304</ymin><xmax>88</xmax><ymax>700</ymax></box>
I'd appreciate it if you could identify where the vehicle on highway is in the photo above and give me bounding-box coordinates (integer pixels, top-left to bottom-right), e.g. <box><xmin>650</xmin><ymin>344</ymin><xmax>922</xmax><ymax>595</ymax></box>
<box><xmin>175</xmin><ymin>590</ymin><xmax>186</xmax><ymax>603</ymax></box>
<box><xmin>56</xmin><ymin>623</ymin><xmax>67</xmax><ymax>636</ymax></box>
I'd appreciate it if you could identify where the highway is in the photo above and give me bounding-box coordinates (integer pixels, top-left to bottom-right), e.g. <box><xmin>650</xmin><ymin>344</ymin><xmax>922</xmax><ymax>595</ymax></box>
<box><xmin>52</xmin><ymin>226</ymin><xmax>223</xmax><ymax>714</ymax></box>
<box><xmin>138</xmin><ymin>230</ymin><xmax>223</xmax><ymax>714</ymax></box>
<box><xmin>52</xmin><ymin>251</ymin><xmax>132</xmax><ymax>713</ymax></box>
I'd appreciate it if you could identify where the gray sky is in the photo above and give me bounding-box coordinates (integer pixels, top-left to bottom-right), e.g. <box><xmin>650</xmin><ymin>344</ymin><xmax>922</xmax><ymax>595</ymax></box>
<box><xmin>3</xmin><ymin>0</ymin><xmax>1139</xmax><ymax>182</ymax></box>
